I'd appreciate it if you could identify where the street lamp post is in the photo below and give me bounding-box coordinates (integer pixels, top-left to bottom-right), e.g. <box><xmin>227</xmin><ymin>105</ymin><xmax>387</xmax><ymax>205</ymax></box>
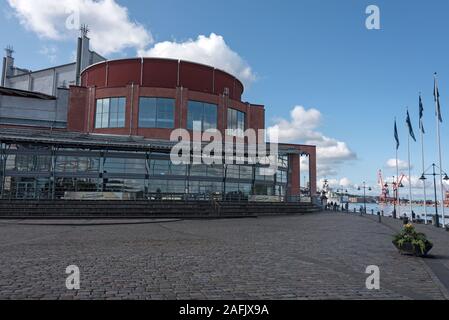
<box><xmin>420</xmin><ymin>163</ymin><xmax>449</xmax><ymax>227</ymax></box>
<box><xmin>358</xmin><ymin>182</ymin><xmax>372</xmax><ymax>215</ymax></box>
<box><xmin>392</xmin><ymin>177</ymin><xmax>397</xmax><ymax>219</ymax></box>
<box><xmin>386</xmin><ymin>176</ymin><xmax>403</xmax><ymax>219</ymax></box>
<box><xmin>336</xmin><ymin>188</ymin><xmax>349</xmax><ymax>211</ymax></box>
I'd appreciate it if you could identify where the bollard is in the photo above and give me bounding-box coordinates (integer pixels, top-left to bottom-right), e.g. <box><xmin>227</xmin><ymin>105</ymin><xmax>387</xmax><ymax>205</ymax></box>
<box><xmin>377</xmin><ymin>212</ymin><xmax>381</xmax><ymax>223</ymax></box>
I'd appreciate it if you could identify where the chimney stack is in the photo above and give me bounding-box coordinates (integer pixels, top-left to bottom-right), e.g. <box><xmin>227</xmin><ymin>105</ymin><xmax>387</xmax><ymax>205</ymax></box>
<box><xmin>2</xmin><ymin>46</ymin><xmax>14</xmax><ymax>87</ymax></box>
<box><xmin>75</xmin><ymin>25</ymin><xmax>91</xmax><ymax>85</ymax></box>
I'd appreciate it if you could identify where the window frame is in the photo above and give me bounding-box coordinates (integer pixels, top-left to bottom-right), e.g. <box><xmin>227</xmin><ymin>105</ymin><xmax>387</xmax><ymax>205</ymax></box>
<box><xmin>187</xmin><ymin>100</ymin><xmax>218</xmax><ymax>131</ymax></box>
<box><xmin>227</xmin><ymin>108</ymin><xmax>246</xmax><ymax>136</ymax></box>
<box><xmin>95</xmin><ymin>97</ymin><xmax>126</xmax><ymax>129</ymax></box>
<box><xmin>138</xmin><ymin>97</ymin><xmax>175</xmax><ymax>129</ymax></box>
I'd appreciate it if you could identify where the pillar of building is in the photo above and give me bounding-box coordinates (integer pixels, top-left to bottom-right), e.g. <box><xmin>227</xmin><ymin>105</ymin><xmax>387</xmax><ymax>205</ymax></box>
<box><xmin>308</xmin><ymin>148</ymin><xmax>317</xmax><ymax>196</ymax></box>
<box><xmin>287</xmin><ymin>153</ymin><xmax>301</xmax><ymax>200</ymax></box>
<box><xmin>67</xmin><ymin>86</ymin><xmax>89</xmax><ymax>132</ymax></box>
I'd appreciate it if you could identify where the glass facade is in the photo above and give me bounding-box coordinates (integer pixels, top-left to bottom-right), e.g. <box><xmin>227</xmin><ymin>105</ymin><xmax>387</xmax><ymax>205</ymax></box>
<box><xmin>95</xmin><ymin>97</ymin><xmax>126</xmax><ymax>129</ymax></box>
<box><xmin>138</xmin><ymin>97</ymin><xmax>175</xmax><ymax>129</ymax></box>
<box><xmin>0</xmin><ymin>143</ymin><xmax>289</xmax><ymax>201</ymax></box>
<box><xmin>227</xmin><ymin>108</ymin><xmax>245</xmax><ymax>136</ymax></box>
<box><xmin>187</xmin><ymin>101</ymin><xmax>218</xmax><ymax>131</ymax></box>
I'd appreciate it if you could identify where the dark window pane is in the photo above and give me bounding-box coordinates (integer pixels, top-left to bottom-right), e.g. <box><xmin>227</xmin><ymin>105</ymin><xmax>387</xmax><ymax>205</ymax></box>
<box><xmin>203</xmin><ymin>103</ymin><xmax>217</xmax><ymax>130</ymax></box>
<box><xmin>157</xmin><ymin>98</ymin><xmax>175</xmax><ymax>128</ymax></box>
<box><xmin>139</xmin><ymin>97</ymin><xmax>174</xmax><ymax>129</ymax></box>
<box><xmin>227</xmin><ymin>108</ymin><xmax>246</xmax><ymax>136</ymax></box>
<box><xmin>139</xmin><ymin>98</ymin><xmax>157</xmax><ymax>128</ymax></box>
<box><xmin>95</xmin><ymin>99</ymin><xmax>103</xmax><ymax>128</ymax></box>
<box><xmin>187</xmin><ymin>101</ymin><xmax>203</xmax><ymax>130</ymax></box>
<box><xmin>187</xmin><ymin>101</ymin><xmax>218</xmax><ymax>131</ymax></box>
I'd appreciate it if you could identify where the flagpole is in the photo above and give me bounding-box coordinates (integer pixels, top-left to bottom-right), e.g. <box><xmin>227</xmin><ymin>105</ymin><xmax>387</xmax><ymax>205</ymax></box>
<box><xmin>407</xmin><ymin>122</ymin><xmax>413</xmax><ymax>219</ymax></box>
<box><xmin>420</xmin><ymin>112</ymin><xmax>428</xmax><ymax>224</ymax></box>
<box><xmin>435</xmin><ymin>73</ymin><xmax>446</xmax><ymax>227</ymax></box>
<box><xmin>395</xmin><ymin>118</ymin><xmax>400</xmax><ymax>219</ymax></box>
<box><xmin>396</xmin><ymin>148</ymin><xmax>399</xmax><ymax>218</ymax></box>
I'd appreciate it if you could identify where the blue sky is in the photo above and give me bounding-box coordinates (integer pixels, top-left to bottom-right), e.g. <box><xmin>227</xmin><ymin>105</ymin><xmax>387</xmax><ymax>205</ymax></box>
<box><xmin>2</xmin><ymin>0</ymin><xmax>449</xmax><ymax>196</ymax></box>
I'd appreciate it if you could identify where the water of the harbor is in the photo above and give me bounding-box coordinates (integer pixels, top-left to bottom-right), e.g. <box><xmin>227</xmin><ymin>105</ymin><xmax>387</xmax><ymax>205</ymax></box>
<box><xmin>346</xmin><ymin>203</ymin><xmax>449</xmax><ymax>224</ymax></box>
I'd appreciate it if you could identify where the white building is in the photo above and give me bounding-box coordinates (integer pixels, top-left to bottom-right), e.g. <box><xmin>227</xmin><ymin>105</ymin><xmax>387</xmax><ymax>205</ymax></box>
<box><xmin>0</xmin><ymin>27</ymin><xmax>105</xmax><ymax>128</ymax></box>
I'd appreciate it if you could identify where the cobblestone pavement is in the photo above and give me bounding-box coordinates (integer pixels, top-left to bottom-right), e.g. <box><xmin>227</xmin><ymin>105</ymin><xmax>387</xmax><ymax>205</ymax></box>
<box><xmin>363</xmin><ymin>214</ymin><xmax>449</xmax><ymax>299</ymax></box>
<box><xmin>0</xmin><ymin>212</ymin><xmax>448</xmax><ymax>300</ymax></box>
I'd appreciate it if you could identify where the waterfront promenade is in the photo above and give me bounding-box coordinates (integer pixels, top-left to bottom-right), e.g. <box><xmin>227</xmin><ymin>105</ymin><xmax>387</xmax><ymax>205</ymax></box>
<box><xmin>0</xmin><ymin>212</ymin><xmax>448</xmax><ymax>300</ymax></box>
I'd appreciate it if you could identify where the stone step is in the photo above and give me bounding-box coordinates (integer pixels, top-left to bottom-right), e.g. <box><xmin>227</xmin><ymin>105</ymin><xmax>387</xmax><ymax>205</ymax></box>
<box><xmin>0</xmin><ymin>200</ymin><xmax>322</xmax><ymax>218</ymax></box>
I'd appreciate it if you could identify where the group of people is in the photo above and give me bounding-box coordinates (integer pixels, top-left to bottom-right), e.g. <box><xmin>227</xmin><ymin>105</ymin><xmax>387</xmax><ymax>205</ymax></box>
<box><xmin>325</xmin><ymin>201</ymin><xmax>349</xmax><ymax>212</ymax></box>
<box><xmin>401</xmin><ymin>211</ymin><xmax>424</xmax><ymax>224</ymax></box>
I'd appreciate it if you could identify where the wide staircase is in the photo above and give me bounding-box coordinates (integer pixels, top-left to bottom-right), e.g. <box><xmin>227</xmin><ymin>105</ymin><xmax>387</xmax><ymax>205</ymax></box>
<box><xmin>0</xmin><ymin>200</ymin><xmax>322</xmax><ymax>219</ymax></box>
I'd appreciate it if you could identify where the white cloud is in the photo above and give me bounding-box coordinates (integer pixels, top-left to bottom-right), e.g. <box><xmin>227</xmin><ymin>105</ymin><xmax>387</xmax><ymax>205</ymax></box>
<box><xmin>339</xmin><ymin>177</ymin><xmax>353</xmax><ymax>188</ymax></box>
<box><xmin>7</xmin><ymin>0</ymin><xmax>153</xmax><ymax>56</ymax></box>
<box><xmin>267</xmin><ymin>106</ymin><xmax>356</xmax><ymax>177</ymax></box>
<box><xmin>386</xmin><ymin>158</ymin><xmax>411</xmax><ymax>170</ymax></box>
<box><xmin>7</xmin><ymin>2</ymin><xmax>255</xmax><ymax>85</ymax></box>
<box><xmin>139</xmin><ymin>33</ymin><xmax>256</xmax><ymax>85</ymax></box>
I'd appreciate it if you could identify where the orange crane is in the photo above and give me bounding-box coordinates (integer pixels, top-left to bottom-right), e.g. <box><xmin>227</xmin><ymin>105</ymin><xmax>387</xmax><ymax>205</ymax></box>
<box><xmin>377</xmin><ymin>170</ymin><xmax>389</xmax><ymax>203</ymax></box>
<box><xmin>392</xmin><ymin>174</ymin><xmax>406</xmax><ymax>205</ymax></box>
<box><xmin>378</xmin><ymin>170</ymin><xmax>405</xmax><ymax>204</ymax></box>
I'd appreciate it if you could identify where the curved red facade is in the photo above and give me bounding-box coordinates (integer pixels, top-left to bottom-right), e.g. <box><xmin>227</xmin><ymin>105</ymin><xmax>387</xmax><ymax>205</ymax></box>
<box><xmin>68</xmin><ymin>58</ymin><xmax>264</xmax><ymax>140</ymax></box>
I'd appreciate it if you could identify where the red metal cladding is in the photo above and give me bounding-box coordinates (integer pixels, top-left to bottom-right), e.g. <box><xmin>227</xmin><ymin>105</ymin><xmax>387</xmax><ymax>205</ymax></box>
<box><xmin>81</xmin><ymin>58</ymin><xmax>244</xmax><ymax>100</ymax></box>
<box><xmin>82</xmin><ymin>63</ymin><xmax>106</xmax><ymax>87</ymax></box>
<box><xmin>107</xmin><ymin>59</ymin><xmax>141</xmax><ymax>87</ymax></box>
<box><xmin>142</xmin><ymin>59</ymin><xmax>178</xmax><ymax>88</ymax></box>
<box><xmin>179</xmin><ymin>61</ymin><xmax>214</xmax><ymax>94</ymax></box>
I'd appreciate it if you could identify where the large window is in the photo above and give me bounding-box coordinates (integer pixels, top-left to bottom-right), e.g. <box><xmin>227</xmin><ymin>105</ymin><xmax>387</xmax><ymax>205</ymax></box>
<box><xmin>139</xmin><ymin>97</ymin><xmax>175</xmax><ymax>129</ymax></box>
<box><xmin>227</xmin><ymin>108</ymin><xmax>245</xmax><ymax>136</ymax></box>
<box><xmin>95</xmin><ymin>97</ymin><xmax>126</xmax><ymax>129</ymax></box>
<box><xmin>187</xmin><ymin>101</ymin><xmax>217</xmax><ymax>131</ymax></box>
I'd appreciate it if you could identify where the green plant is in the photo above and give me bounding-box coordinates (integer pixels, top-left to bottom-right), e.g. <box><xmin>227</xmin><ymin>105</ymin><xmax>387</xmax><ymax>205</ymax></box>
<box><xmin>393</xmin><ymin>223</ymin><xmax>433</xmax><ymax>255</ymax></box>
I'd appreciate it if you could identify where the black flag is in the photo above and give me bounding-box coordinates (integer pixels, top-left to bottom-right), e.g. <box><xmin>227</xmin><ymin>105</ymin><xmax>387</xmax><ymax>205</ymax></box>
<box><xmin>394</xmin><ymin>119</ymin><xmax>400</xmax><ymax>150</ymax></box>
<box><xmin>406</xmin><ymin>110</ymin><xmax>417</xmax><ymax>142</ymax></box>
<box><xmin>419</xmin><ymin>95</ymin><xmax>425</xmax><ymax>134</ymax></box>
<box><xmin>434</xmin><ymin>75</ymin><xmax>443</xmax><ymax>122</ymax></box>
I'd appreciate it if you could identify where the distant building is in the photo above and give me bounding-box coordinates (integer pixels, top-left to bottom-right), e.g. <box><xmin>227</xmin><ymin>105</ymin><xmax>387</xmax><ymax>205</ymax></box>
<box><xmin>1</xmin><ymin>29</ymin><xmax>105</xmax><ymax>128</ymax></box>
<box><xmin>2</xmin><ymin>28</ymin><xmax>105</xmax><ymax>95</ymax></box>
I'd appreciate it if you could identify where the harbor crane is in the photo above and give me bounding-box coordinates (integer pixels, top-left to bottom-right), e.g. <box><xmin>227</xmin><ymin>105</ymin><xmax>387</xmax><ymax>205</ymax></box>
<box><xmin>377</xmin><ymin>170</ymin><xmax>389</xmax><ymax>202</ymax></box>
<box><xmin>378</xmin><ymin>170</ymin><xmax>405</xmax><ymax>204</ymax></box>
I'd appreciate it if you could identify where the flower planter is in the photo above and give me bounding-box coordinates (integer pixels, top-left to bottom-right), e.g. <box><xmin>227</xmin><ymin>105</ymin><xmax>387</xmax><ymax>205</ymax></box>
<box><xmin>393</xmin><ymin>241</ymin><xmax>433</xmax><ymax>257</ymax></box>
